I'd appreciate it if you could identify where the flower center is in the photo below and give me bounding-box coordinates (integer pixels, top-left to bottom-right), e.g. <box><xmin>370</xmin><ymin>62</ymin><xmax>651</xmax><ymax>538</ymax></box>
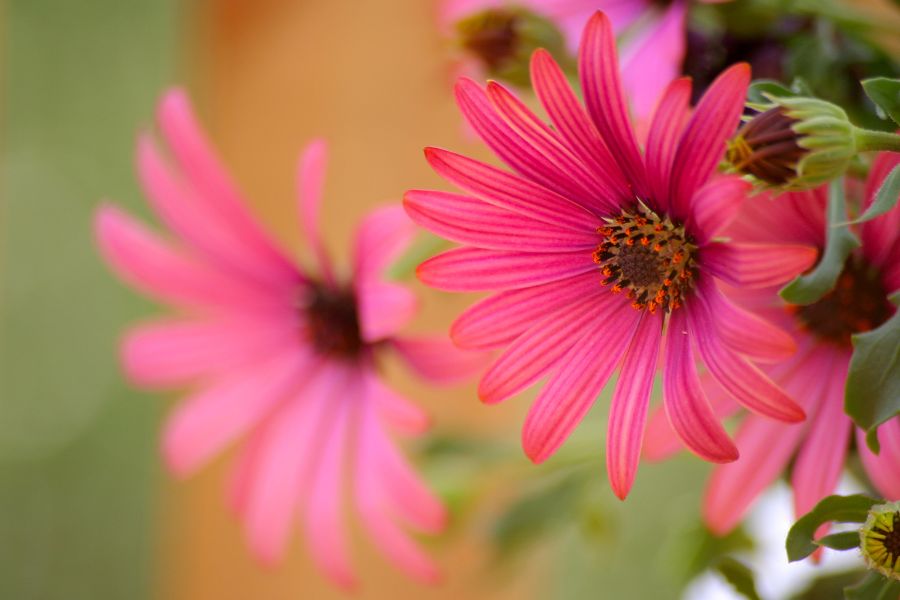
<box><xmin>458</xmin><ymin>9</ymin><xmax>521</xmax><ymax>72</ymax></box>
<box><xmin>790</xmin><ymin>257</ymin><xmax>892</xmax><ymax>346</ymax></box>
<box><xmin>304</xmin><ymin>284</ymin><xmax>363</xmax><ymax>359</ymax></box>
<box><xmin>593</xmin><ymin>204</ymin><xmax>697</xmax><ymax>313</ymax></box>
<box><xmin>726</xmin><ymin>106</ymin><xmax>806</xmax><ymax>185</ymax></box>
<box><xmin>861</xmin><ymin>503</ymin><xmax>900</xmax><ymax>581</ymax></box>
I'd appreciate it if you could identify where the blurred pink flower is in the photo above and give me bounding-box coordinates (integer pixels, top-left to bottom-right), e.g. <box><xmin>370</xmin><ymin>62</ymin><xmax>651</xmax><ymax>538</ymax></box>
<box><xmin>406</xmin><ymin>12</ymin><xmax>811</xmax><ymax>500</ymax></box>
<box><xmin>439</xmin><ymin>0</ymin><xmax>698</xmax><ymax>121</ymax></box>
<box><xmin>95</xmin><ymin>89</ymin><xmax>481</xmax><ymax>587</ymax></box>
<box><xmin>645</xmin><ymin>152</ymin><xmax>900</xmax><ymax>535</ymax></box>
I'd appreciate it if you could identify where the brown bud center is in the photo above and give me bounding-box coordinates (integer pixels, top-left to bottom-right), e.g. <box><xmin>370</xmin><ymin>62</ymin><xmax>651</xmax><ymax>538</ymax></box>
<box><xmin>727</xmin><ymin>106</ymin><xmax>806</xmax><ymax>185</ymax></box>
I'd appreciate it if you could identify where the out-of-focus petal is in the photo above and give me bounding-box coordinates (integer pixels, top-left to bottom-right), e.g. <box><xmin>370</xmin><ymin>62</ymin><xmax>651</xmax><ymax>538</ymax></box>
<box><xmin>702</xmin><ymin>242</ymin><xmax>817</xmax><ymax>289</ymax></box>
<box><xmin>391</xmin><ymin>335</ymin><xmax>485</xmax><ymax>385</ymax></box>
<box><xmin>296</xmin><ymin>139</ymin><xmax>336</xmax><ymax>283</ymax></box>
<box><xmin>353</xmin><ymin>205</ymin><xmax>417</xmax><ymax>282</ymax></box>
<box><xmin>357</xmin><ymin>281</ymin><xmax>417</xmax><ymax>342</ymax></box>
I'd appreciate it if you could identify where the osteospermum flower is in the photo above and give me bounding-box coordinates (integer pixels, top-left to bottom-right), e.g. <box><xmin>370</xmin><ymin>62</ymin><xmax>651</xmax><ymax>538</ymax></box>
<box><xmin>645</xmin><ymin>152</ymin><xmax>900</xmax><ymax>535</ymax></box>
<box><xmin>95</xmin><ymin>89</ymin><xmax>481</xmax><ymax>587</ymax></box>
<box><xmin>439</xmin><ymin>0</ymin><xmax>725</xmax><ymax>121</ymax></box>
<box><xmin>405</xmin><ymin>11</ymin><xmax>812</xmax><ymax>499</ymax></box>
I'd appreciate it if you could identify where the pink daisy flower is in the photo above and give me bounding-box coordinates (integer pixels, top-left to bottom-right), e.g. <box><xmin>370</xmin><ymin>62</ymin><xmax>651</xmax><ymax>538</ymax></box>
<box><xmin>95</xmin><ymin>89</ymin><xmax>481</xmax><ymax>587</ymax></box>
<box><xmin>645</xmin><ymin>152</ymin><xmax>900</xmax><ymax>535</ymax></box>
<box><xmin>439</xmin><ymin>0</ymin><xmax>724</xmax><ymax>121</ymax></box>
<box><xmin>406</xmin><ymin>11</ymin><xmax>812</xmax><ymax>500</ymax></box>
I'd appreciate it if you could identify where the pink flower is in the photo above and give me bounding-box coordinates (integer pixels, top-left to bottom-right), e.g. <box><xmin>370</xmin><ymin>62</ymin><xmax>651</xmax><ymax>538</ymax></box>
<box><xmin>406</xmin><ymin>12</ymin><xmax>811</xmax><ymax>500</ymax></box>
<box><xmin>645</xmin><ymin>152</ymin><xmax>900</xmax><ymax>535</ymax></box>
<box><xmin>439</xmin><ymin>0</ymin><xmax>695</xmax><ymax>121</ymax></box>
<box><xmin>95</xmin><ymin>89</ymin><xmax>482</xmax><ymax>588</ymax></box>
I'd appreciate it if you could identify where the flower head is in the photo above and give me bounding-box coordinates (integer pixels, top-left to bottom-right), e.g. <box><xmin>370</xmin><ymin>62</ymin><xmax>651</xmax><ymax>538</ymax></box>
<box><xmin>861</xmin><ymin>501</ymin><xmax>900</xmax><ymax>581</ymax></box>
<box><xmin>645</xmin><ymin>152</ymin><xmax>900</xmax><ymax>536</ymax></box>
<box><xmin>95</xmin><ymin>89</ymin><xmax>481</xmax><ymax>587</ymax></box>
<box><xmin>407</xmin><ymin>11</ymin><xmax>810</xmax><ymax>499</ymax></box>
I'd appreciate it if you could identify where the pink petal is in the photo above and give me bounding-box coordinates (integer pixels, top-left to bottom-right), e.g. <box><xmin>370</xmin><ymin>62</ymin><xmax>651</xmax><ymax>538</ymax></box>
<box><xmin>451</xmin><ymin>272</ymin><xmax>602</xmax><ymax>349</ymax></box>
<box><xmin>391</xmin><ymin>335</ymin><xmax>485</xmax><ymax>385</ymax></box>
<box><xmin>355</xmin><ymin>400</ymin><xmax>441</xmax><ymax>583</ymax></box>
<box><xmin>687</xmin><ymin>293</ymin><xmax>805</xmax><ymax>423</ymax></box>
<box><xmin>162</xmin><ymin>351</ymin><xmax>311</xmax><ymax>476</ymax></box>
<box><xmin>858</xmin><ymin>417</ymin><xmax>900</xmax><ymax>500</ymax></box>
<box><xmin>296</xmin><ymin>139</ymin><xmax>336</xmax><ymax>284</ymax></box>
<box><xmin>861</xmin><ymin>152</ymin><xmax>900</xmax><ymax>271</ymax></box>
<box><xmin>724</xmin><ymin>188</ymin><xmax>826</xmax><ymax>247</ymax></box>
<box><xmin>156</xmin><ymin>89</ymin><xmax>298</xmax><ymax>282</ymax></box>
<box><xmin>95</xmin><ymin>205</ymin><xmax>287</xmax><ymax>312</ymax></box>
<box><xmin>356</xmin><ymin>280</ymin><xmax>417</xmax><ymax>342</ymax></box>
<box><xmin>404</xmin><ymin>190</ymin><xmax>599</xmax><ymax>253</ymax></box>
<box><xmin>698</xmin><ymin>277</ymin><xmax>797</xmax><ymax>362</ymax></box>
<box><xmin>424</xmin><ymin>147</ymin><xmax>599</xmax><ymax>232</ymax></box>
<box><xmin>365</xmin><ymin>371</ymin><xmax>430</xmax><ymax>434</ymax></box>
<box><xmin>644</xmin><ymin>77</ymin><xmax>692</xmax><ymax>212</ymax></box>
<box><xmin>529</xmin><ymin>49</ymin><xmax>631</xmax><ymax>204</ymax></box>
<box><xmin>578</xmin><ymin>12</ymin><xmax>646</xmax><ymax>194</ymax></box>
<box><xmin>662</xmin><ymin>309</ymin><xmax>739</xmax><ymax>463</ymax></box>
<box><xmin>353</xmin><ymin>204</ymin><xmax>417</xmax><ymax>282</ymax></box>
<box><xmin>417</xmin><ymin>246</ymin><xmax>596</xmax><ymax>292</ymax></box>
<box><xmin>303</xmin><ymin>392</ymin><xmax>356</xmax><ymax>588</ymax></box>
<box><xmin>619</xmin><ymin>1</ymin><xmax>687</xmax><ymax>124</ymax></box>
<box><xmin>702</xmin><ymin>242</ymin><xmax>818</xmax><ymax>289</ymax></box>
<box><xmin>606</xmin><ymin>311</ymin><xmax>663</xmax><ymax>499</ymax></box>
<box><xmin>689</xmin><ymin>175</ymin><xmax>750</xmax><ymax>243</ymax></box>
<box><xmin>121</xmin><ymin>316</ymin><xmax>295</xmax><ymax>388</ymax></box>
<box><xmin>669</xmin><ymin>63</ymin><xmax>750</xmax><ymax>221</ymax></box>
<box><xmin>478</xmin><ymin>288</ymin><xmax>617</xmax><ymax>404</ymax></box>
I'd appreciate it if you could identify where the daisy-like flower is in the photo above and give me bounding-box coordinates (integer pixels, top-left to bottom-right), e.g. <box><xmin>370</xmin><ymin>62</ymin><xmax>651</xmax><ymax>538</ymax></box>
<box><xmin>405</xmin><ymin>11</ymin><xmax>811</xmax><ymax>499</ymax></box>
<box><xmin>95</xmin><ymin>89</ymin><xmax>481</xmax><ymax>587</ymax></box>
<box><xmin>645</xmin><ymin>152</ymin><xmax>900</xmax><ymax>535</ymax></box>
<box><xmin>439</xmin><ymin>0</ymin><xmax>719</xmax><ymax>121</ymax></box>
<box><xmin>861</xmin><ymin>501</ymin><xmax>900</xmax><ymax>581</ymax></box>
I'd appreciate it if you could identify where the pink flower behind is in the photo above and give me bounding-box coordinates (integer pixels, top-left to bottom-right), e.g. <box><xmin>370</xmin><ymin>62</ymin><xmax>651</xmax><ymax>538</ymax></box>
<box><xmin>644</xmin><ymin>152</ymin><xmax>900</xmax><ymax>535</ymax></box>
<box><xmin>407</xmin><ymin>11</ymin><xmax>812</xmax><ymax>500</ymax></box>
<box><xmin>95</xmin><ymin>89</ymin><xmax>482</xmax><ymax>588</ymax></box>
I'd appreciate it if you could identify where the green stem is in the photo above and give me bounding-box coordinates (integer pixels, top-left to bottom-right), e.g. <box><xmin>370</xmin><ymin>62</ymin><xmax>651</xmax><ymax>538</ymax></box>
<box><xmin>856</xmin><ymin>128</ymin><xmax>900</xmax><ymax>153</ymax></box>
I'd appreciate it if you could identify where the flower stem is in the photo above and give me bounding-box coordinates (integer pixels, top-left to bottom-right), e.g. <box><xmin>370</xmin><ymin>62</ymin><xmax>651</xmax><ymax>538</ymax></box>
<box><xmin>856</xmin><ymin>128</ymin><xmax>900</xmax><ymax>154</ymax></box>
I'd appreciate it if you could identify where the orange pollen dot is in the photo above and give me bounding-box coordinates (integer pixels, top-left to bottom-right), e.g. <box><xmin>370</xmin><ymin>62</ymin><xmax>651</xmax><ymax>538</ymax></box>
<box><xmin>593</xmin><ymin>202</ymin><xmax>697</xmax><ymax>314</ymax></box>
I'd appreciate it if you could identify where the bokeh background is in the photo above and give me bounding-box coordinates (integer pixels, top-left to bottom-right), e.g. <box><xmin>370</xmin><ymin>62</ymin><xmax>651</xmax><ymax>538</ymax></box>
<box><xmin>2</xmin><ymin>1</ymin><xmax>897</xmax><ymax>599</ymax></box>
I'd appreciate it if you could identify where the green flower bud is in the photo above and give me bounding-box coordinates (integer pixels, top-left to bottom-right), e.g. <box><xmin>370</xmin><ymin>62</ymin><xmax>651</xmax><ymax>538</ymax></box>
<box><xmin>726</xmin><ymin>95</ymin><xmax>857</xmax><ymax>191</ymax></box>
<box><xmin>860</xmin><ymin>501</ymin><xmax>900</xmax><ymax>581</ymax></box>
<box><xmin>455</xmin><ymin>8</ymin><xmax>570</xmax><ymax>87</ymax></box>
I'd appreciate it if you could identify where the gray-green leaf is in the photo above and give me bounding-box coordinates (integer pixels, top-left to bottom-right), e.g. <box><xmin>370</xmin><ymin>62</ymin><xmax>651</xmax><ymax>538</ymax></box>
<box><xmin>786</xmin><ymin>494</ymin><xmax>880</xmax><ymax>562</ymax></box>
<box><xmin>862</xmin><ymin>77</ymin><xmax>900</xmax><ymax>126</ymax></box>
<box><xmin>847</xmin><ymin>164</ymin><xmax>900</xmax><ymax>225</ymax></box>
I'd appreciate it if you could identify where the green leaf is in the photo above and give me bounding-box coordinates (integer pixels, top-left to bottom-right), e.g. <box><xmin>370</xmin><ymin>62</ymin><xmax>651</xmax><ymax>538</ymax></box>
<box><xmin>780</xmin><ymin>178</ymin><xmax>860</xmax><ymax>304</ymax></box>
<box><xmin>845</xmin><ymin>571</ymin><xmax>900</xmax><ymax>600</ymax></box>
<box><xmin>715</xmin><ymin>558</ymin><xmax>762</xmax><ymax>600</ymax></box>
<box><xmin>816</xmin><ymin>531</ymin><xmax>862</xmax><ymax>551</ymax></box>
<box><xmin>862</xmin><ymin>77</ymin><xmax>900</xmax><ymax>126</ymax></box>
<box><xmin>847</xmin><ymin>164</ymin><xmax>900</xmax><ymax>225</ymax></box>
<box><xmin>747</xmin><ymin>79</ymin><xmax>797</xmax><ymax>106</ymax></box>
<box><xmin>786</xmin><ymin>494</ymin><xmax>880</xmax><ymax>562</ymax></box>
<box><xmin>846</xmin><ymin>292</ymin><xmax>900</xmax><ymax>453</ymax></box>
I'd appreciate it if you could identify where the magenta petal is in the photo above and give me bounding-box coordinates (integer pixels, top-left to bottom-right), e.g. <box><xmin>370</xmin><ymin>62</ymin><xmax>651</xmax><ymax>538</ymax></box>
<box><xmin>353</xmin><ymin>204</ymin><xmax>417</xmax><ymax>283</ymax></box>
<box><xmin>404</xmin><ymin>190</ymin><xmax>599</xmax><ymax>253</ymax></box>
<box><xmin>357</xmin><ymin>280</ymin><xmax>417</xmax><ymax>342</ymax></box>
<box><xmin>702</xmin><ymin>242</ymin><xmax>818</xmax><ymax>289</ymax></box>
<box><xmin>689</xmin><ymin>175</ymin><xmax>750</xmax><ymax>243</ymax></box>
<box><xmin>156</xmin><ymin>89</ymin><xmax>298</xmax><ymax>282</ymax></box>
<box><xmin>529</xmin><ymin>49</ymin><xmax>630</xmax><ymax>203</ymax></box>
<box><xmin>523</xmin><ymin>301</ymin><xmax>639</xmax><ymax>467</ymax></box>
<box><xmin>365</xmin><ymin>371</ymin><xmax>429</xmax><ymax>434</ymax></box>
<box><xmin>662</xmin><ymin>309</ymin><xmax>739</xmax><ymax>463</ymax></box>
<box><xmin>687</xmin><ymin>292</ymin><xmax>805</xmax><ymax>422</ymax></box>
<box><xmin>417</xmin><ymin>246</ymin><xmax>596</xmax><ymax>292</ymax></box>
<box><xmin>578</xmin><ymin>12</ymin><xmax>646</xmax><ymax>194</ymax></box>
<box><xmin>478</xmin><ymin>290</ymin><xmax>621</xmax><ymax>404</ymax></box>
<box><xmin>698</xmin><ymin>278</ymin><xmax>797</xmax><ymax>362</ymax></box>
<box><xmin>861</xmin><ymin>152</ymin><xmax>900</xmax><ymax>270</ymax></box>
<box><xmin>391</xmin><ymin>335</ymin><xmax>485</xmax><ymax>385</ymax></box>
<box><xmin>669</xmin><ymin>63</ymin><xmax>750</xmax><ymax>221</ymax></box>
<box><xmin>858</xmin><ymin>418</ymin><xmax>900</xmax><ymax>500</ymax></box>
<box><xmin>424</xmin><ymin>147</ymin><xmax>598</xmax><ymax>231</ymax></box>
<box><xmin>605</xmin><ymin>311</ymin><xmax>663</xmax><ymax>499</ymax></box>
<box><xmin>644</xmin><ymin>77</ymin><xmax>692</xmax><ymax>212</ymax></box>
<box><xmin>451</xmin><ymin>272</ymin><xmax>602</xmax><ymax>349</ymax></box>
<box><xmin>296</xmin><ymin>139</ymin><xmax>336</xmax><ymax>284</ymax></box>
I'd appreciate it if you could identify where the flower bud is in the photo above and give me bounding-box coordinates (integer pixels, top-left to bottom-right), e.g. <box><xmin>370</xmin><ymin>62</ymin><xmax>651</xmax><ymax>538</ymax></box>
<box><xmin>860</xmin><ymin>501</ymin><xmax>900</xmax><ymax>581</ymax></box>
<box><xmin>455</xmin><ymin>8</ymin><xmax>569</xmax><ymax>87</ymax></box>
<box><xmin>726</xmin><ymin>95</ymin><xmax>857</xmax><ymax>191</ymax></box>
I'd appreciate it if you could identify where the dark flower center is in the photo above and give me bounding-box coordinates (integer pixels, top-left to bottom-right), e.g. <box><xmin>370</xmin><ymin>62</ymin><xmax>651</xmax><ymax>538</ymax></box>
<box><xmin>877</xmin><ymin>513</ymin><xmax>900</xmax><ymax>561</ymax></box>
<box><xmin>304</xmin><ymin>284</ymin><xmax>363</xmax><ymax>359</ymax></box>
<box><xmin>790</xmin><ymin>256</ymin><xmax>892</xmax><ymax>346</ymax></box>
<box><xmin>726</xmin><ymin>106</ymin><xmax>806</xmax><ymax>185</ymax></box>
<box><xmin>593</xmin><ymin>204</ymin><xmax>697</xmax><ymax>313</ymax></box>
<box><xmin>458</xmin><ymin>9</ymin><xmax>520</xmax><ymax>72</ymax></box>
